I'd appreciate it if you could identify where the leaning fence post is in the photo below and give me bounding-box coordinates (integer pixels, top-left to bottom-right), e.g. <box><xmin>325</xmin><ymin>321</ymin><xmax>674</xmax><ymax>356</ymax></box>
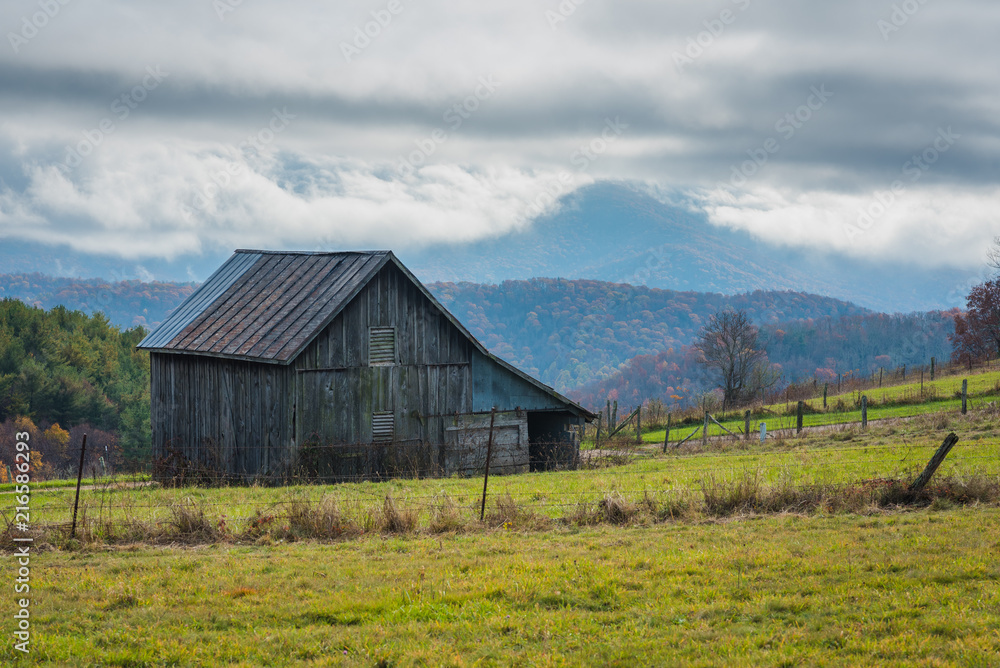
<box><xmin>861</xmin><ymin>395</ymin><xmax>868</xmax><ymax>429</ymax></box>
<box><xmin>479</xmin><ymin>408</ymin><xmax>497</xmax><ymax>522</ymax></box>
<box><xmin>71</xmin><ymin>434</ymin><xmax>88</xmax><ymax>539</ymax></box>
<box><xmin>961</xmin><ymin>379</ymin><xmax>968</xmax><ymax>415</ymax></box>
<box><xmin>909</xmin><ymin>433</ymin><xmax>959</xmax><ymax>492</ymax></box>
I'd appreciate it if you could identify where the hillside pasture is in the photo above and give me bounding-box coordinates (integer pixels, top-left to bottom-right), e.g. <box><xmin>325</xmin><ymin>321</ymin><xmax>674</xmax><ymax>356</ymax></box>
<box><xmin>637</xmin><ymin>368</ymin><xmax>1000</xmax><ymax>445</ymax></box>
<box><xmin>6</xmin><ymin>408</ymin><xmax>1000</xmax><ymax>549</ymax></box>
<box><xmin>4</xmin><ymin>403</ymin><xmax>1000</xmax><ymax>666</ymax></box>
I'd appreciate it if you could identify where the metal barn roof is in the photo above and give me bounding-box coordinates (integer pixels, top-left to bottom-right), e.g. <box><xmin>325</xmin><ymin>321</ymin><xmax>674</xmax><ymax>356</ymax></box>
<box><xmin>138</xmin><ymin>249</ymin><xmax>595</xmax><ymax>418</ymax></box>
<box><xmin>138</xmin><ymin>250</ymin><xmax>389</xmax><ymax>363</ymax></box>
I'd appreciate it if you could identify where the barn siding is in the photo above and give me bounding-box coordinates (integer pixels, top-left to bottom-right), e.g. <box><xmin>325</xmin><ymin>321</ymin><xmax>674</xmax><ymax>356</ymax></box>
<box><xmin>470</xmin><ymin>350</ymin><xmax>571</xmax><ymax>413</ymax></box>
<box><xmin>150</xmin><ymin>352</ymin><xmax>295</xmax><ymax>480</ymax></box>
<box><xmin>295</xmin><ymin>263</ymin><xmax>473</xmax><ymax>453</ymax></box>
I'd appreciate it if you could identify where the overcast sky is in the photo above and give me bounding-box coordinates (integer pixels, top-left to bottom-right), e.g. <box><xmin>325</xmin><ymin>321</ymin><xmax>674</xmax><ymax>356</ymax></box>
<box><xmin>0</xmin><ymin>0</ymin><xmax>997</xmax><ymax>270</ymax></box>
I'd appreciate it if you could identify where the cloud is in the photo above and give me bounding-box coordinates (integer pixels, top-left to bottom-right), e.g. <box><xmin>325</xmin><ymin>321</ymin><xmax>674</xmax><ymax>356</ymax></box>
<box><xmin>0</xmin><ymin>0</ymin><xmax>997</xmax><ymax>269</ymax></box>
<box><xmin>698</xmin><ymin>184</ymin><xmax>1000</xmax><ymax>269</ymax></box>
<box><xmin>0</xmin><ymin>134</ymin><xmax>588</xmax><ymax>258</ymax></box>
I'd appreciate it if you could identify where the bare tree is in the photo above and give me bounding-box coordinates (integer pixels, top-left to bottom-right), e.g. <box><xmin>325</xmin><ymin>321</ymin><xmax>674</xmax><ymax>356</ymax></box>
<box><xmin>987</xmin><ymin>236</ymin><xmax>1000</xmax><ymax>276</ymax></box>
<box><xmin>694</xmin><ymin>309</ymin><xmax>777</xmax><ymax>407</ymax></box>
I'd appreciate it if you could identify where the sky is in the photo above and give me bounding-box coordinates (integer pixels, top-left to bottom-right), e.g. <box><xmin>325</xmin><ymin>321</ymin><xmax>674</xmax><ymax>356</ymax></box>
<box><xmin>0</xmin><ymin>0</ymin><xmax>997</xmax><ymax>272</ymax></box>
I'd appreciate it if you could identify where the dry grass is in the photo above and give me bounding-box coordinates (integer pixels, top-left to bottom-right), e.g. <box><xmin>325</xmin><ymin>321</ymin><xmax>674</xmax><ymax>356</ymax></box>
<box><xmin>7</xmin><ymin>470</ymin><xmax>1000</xmax><ymax>552</ymax></box>
<box><xmin>377</xmin><ymin>494</ymin><xmax>419</xmax><ymax>534</ymax></box>
<box><xmin>428</xmin><ymin>494</ymin><xmax>466</xmax><ymax>534</ymax></box>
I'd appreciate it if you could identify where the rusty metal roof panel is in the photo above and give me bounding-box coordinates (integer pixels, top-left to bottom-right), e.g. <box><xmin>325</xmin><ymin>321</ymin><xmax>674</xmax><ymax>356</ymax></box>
<box><xmin>137</xmin><ymin>251</ymin><xmax>264</xmax><ymax>351</ymax></box>
<box><xmin>138</xmin><ymin>250</ymin><xmax>390</xmax><ymax>363</ymax></box>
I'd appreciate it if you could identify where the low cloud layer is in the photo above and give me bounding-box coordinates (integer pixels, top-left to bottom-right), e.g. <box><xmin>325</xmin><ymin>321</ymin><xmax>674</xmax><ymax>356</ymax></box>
<box><xmin>0</xmin><ymin>0</ymin><xmax>997</xmax><ymax>269</ymax></box>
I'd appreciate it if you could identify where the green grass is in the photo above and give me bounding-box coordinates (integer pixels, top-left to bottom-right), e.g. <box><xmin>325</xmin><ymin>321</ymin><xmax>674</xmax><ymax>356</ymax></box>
<box><xmin>10</xmin><ymin>408</ymin><xmax>1000</xmax><ymax>539</ymax></box>
<box><xmin>643</xmin><ymin>394</ymin><xmax>1000</xmax><ymax>444</ymax></box>
<box><xmin>5</xmin><ymin>403</ymin><xmax>1000</xmax><ymax>665</ymax></box>
<box><xmin>10</xmin><ymin>508</ymin><xmax>1000</xmax><ymax>666</ymax></box>
<box><xmin>631</xmin><ymin>366</ymin><xmax>1000</xmax><ymax>444</ymax></box>
<box><xmin>0</xmin><ymin>473</ymin><xmax>149</xmax><ymax>493</ymax></box>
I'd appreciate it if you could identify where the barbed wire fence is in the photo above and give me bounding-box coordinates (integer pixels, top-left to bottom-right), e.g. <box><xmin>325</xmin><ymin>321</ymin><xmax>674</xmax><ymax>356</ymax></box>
<box><xmin>4</xmin><ymin>402</ymin><xmax>999</xmax><ymax>549</ymax></box>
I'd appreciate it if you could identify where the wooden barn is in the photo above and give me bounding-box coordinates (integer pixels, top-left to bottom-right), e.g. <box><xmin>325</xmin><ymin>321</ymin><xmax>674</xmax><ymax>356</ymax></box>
<box><xmin>138</xmin><ymin>250</ymin><xmax>594</xmax><ymax>481</ymax></box>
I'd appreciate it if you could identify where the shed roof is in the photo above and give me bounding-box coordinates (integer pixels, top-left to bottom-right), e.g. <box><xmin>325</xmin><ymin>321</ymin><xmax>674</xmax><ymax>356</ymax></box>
<box><xmin>138</xmin><ymin>250</ymin><xmax>595</xmax><ymax>418</ymax></box>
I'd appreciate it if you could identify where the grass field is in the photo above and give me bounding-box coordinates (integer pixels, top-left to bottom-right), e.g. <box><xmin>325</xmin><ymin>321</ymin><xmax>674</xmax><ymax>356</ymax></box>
<box><xmin>635</xmin><ymin>368</ymin><xmax>1000</xmax><ymax>445</ymax></box>
<box><xmin>8</xmin><ymin>509</ymin><xmax>1000</xmax><ymax>666</ymax></box>
<box><xmin>12</xmin><ymin>410</ymin><xmax>1000</xmax><ymax>536</ymax></box>
<box><xmin>4</xmin><ymin>399</ymin><xmax>1000</xmax><ymax>665</ymax></box>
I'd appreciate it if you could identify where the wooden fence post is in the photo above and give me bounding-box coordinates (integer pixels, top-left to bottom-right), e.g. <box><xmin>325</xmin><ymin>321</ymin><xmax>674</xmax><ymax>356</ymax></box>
<box><xmin>909</xmin><ymin>433</ymin><xmax>959</xmax><ymax>492</ymax></box>
<box><xmin>595</xmin><ymin>413</ymin><xmax>603</xmax><ymax>447</ymax></box>
<box><xmin>612</xmin><ymin>401</ymin><xmax>618</xmax><ymax>428</ymax></box>
<box><xmin>479</xmin><ymin>408</ymin><xmax>497</xmax><ymax>521</ymax></box>
<box><xmin>662</xmin><ymin>414</ymin><xmax>671</xmax><ymax>453</ymax></box>
<box><xmin>861</xmin><ymin>395</ymin><xmax>868</xmax><ymax>429</ymax></box>
<box><xmin>796</xmin><ymin>401</ymin><xmax>804</xmax><ymax>434</ymax></box>
<box><xmin>930</xmin><ymin>357</ymin><xmax>935</xmax><ymax>380</ymax></box>
<box><xmin>71</xmin><ymin>434</ymin><xmax>88</xmax><ymax>539</ymax></box>
<box><xmin>606</xmin><ymin>400</ymin><xmax>611</xmax><ymax>429</ymax></box>
<box><xmin>902</xmin><ymin>365</ymin><xmax>906</xmax><ymax>381</ymax></box>
<box><xmin>702</xmin><ymin>412</ymin><xmax>709</xmax><ymax>447</ymax></box>
<box><xmin>744</xmin><ymin>410</ymin><xmax>751</xmax><ymax>441</ymax></box>
<box><xmin>879</xmin><ymin>368</ymin><xmax>883</xmax><ymax>388</ymax></box>
<box><xmin>636</xmin><ymin>405</ymin><xmax>642</xmax><ymax>444</ymax></box>
<box><xmin>961</xmin><ymin>379</ymin><xmax>968</xmax><ymax>415</ymax></box>
<box><xmin>823</xmin><ymin>383</ymin><xmax>828</xmax><ymax>409</ymax></box>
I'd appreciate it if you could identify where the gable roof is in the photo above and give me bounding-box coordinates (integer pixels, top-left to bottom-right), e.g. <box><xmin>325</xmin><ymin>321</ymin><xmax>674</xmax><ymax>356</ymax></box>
<box><xmin>138</xmin><ymin>250</ymin><xmax>595</xmax><ymax>419</ymax></box>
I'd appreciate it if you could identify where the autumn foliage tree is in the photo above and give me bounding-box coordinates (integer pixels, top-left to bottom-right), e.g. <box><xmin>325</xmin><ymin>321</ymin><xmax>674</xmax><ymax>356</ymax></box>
<box><xmin>951</xmin><ymin>279</ymin><xmax>1000</xmax><ymax>366</ymax></box>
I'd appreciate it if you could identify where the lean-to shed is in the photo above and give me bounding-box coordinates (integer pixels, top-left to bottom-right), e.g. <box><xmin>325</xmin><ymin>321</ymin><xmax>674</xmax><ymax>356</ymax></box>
<box><xmin>138</xmin><ymin>250</ymin><xmax>595</xmax><ymax>481</ymax></box>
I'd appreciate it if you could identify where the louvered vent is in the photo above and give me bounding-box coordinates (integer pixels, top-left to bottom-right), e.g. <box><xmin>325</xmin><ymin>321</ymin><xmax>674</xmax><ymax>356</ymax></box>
<box><xmin>369</xmin><ymin>327</ymin><xmax>396</xmax><ymax>365</ymax></box>
<box><xmin>372</xmin><ymin>412</ymin><xmax>394</xmax><ymax>443</ymax></box>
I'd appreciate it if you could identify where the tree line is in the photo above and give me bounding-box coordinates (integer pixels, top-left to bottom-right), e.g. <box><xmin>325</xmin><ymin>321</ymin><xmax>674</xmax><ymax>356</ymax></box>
<box><xmin>0</xmin><ymin>299</ymin><xmax>150</xmax><ymax>474</ymax></box>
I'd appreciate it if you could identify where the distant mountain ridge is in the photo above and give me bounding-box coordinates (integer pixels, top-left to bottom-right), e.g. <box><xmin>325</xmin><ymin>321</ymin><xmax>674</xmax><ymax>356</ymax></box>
<box><xmin>0</xmin><ymin>273</ymin><xmax>196</xmax><ymax>329</ymax></box>
<box><xmin>429</xmin><ymin>279</ymin><xmax>868</xmax><ymax>391</ymax></box>
<box><xmin>401</xmin><ymin>183</ymin><xmax>977</xmax><ymax>313</ymax></box>
<box><xmin>1</xmin><ymin>271</ymin><xmax>871</xmax><ymax>394</ymax></box>
<box><xmin>0</xmin><ymin>181</ymin><xmax>979</xmax><ymax>313</ymax></box>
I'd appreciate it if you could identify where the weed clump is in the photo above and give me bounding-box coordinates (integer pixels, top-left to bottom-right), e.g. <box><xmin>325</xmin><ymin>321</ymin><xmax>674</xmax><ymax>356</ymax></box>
<box><xmin>168</xmin><ymin>499</ymin><xmax>221</xmax><ymax>542</ymax></box>
<box><xmin>280</xmin><ymin>495</ymin><xmax>357</xmax><ymax>540</ymax></box>
<box><xmin>485</xmin><ymin>493</ymin><xmax>550</xmax><ymax>531</ymax></box>
<box><xmin>597</xmin><ymin>493</ymin><xmax>638</xmax><ymax>525</ymax></box>
<box><xmin>428</xmin><ymin>494</ymin><xmax>466</xmax><ymax>534</ymax></box>
<box><xmin>378</xmin><ymin>495</ymin><xmax>418</xmax><ymax>534</ymax></box>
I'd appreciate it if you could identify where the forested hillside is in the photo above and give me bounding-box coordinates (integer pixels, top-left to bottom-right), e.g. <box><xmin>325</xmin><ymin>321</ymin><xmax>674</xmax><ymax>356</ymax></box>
<box><xmin>432</xmin><ymin>279</ymin><xmax>870</xmax><ymax>390</ymax></box>
<box><xmin>0</xmin><ymin>299</ymin><xmax>149</xmax><ymax>473</ymax></box>
<box><xmin>570</xmin><ymin>311</ymin><xmax>957</xmax><ymax>409</ymax></box>
<box><xmin>0</xmin><ymin>273</ymin><xmax>196</xmax><ymax>329</ymax></box>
